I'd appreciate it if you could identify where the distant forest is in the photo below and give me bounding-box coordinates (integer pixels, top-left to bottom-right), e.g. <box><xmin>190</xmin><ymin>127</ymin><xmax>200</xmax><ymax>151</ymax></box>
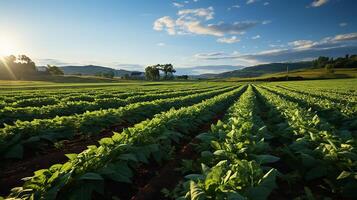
<box><xmin>312</xmin><ymin>54</ymin><xmax>357</xmax><ymax>69</ymax></box>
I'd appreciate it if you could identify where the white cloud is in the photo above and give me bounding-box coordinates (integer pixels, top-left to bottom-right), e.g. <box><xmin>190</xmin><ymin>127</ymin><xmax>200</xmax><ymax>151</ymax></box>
<box><xmin>310</xmin><ymin>0</ymin><xmax>329</xmax><ymax>7</ymax></box>
<box><xmin>228</xmin><ymin>4</ymin><xmax>240</xmax><ymax>11</ymax></box>
<box><xmin>288</xmin><ymin>40</ymin><xmax>315</xmax><ymax>49</ymax></box>
<box><xmin>331</xmin><ymin>33</ymin><xmax>357</xmax><ymax>41</ymax></box>
<box><xmin>156</xmin><ymin>42</ymin><xmax>166</xmax><ymax>46</ymax></box>
<box><xmin>194</xmin><ymin>51</ymin><xmax>240</xmax><ymax>59</ymax></box>
<box><xmin>252</xmin><ymin>35</ymin><xmax>261</xmax><ymax>39</ymax></box>
<box><xmin>35</xmin><ymin>58</ymin><xmax>80</xmax><ymax>66</ymax></box>
<box><xmin>262</xmin><ymin>20</ymin><xmax>272</xmax><ymax>25</ymax></box>
<box><xmin>247</xmin><ymin>0</ymin><xmax>258</xmax><ymax>4</ymax></box>
<box><xmin>178</xmin><ymin>7</ymin><xmax>214</xmax><ymax>20</ymax></box>
<box><xmin>217</xmin><ymin>36</ymin><xmax>240</xmax><ymax>44</ymax></box>
<box><xmin>173</xmin><ymin>2</ymin><xmax>184</xmax><ymax>8</ymax></box>
<box><xmin>203</xmin><ymin>21</ymin><xmax>258</xmax><ymax>36</ymax></box>
<box><xmin>183</xmin><ymin>21</ymin><xmax>225</xmax><ymax>36</ymax></box>
<box><xmin>113</xmin><ymin>63</ymin><xmax>145</xmax><ymax>71</ymax></box>
<box><xmin>339</xmin><ymin>22</ymin><xmax>348</xmax><ymax>27</ymax></box>
<box><xmin>176</xmin><ymin>65</ymin><xmax>244</xmax><ymax>75</ymax></box>
<box><xmin>269</xmin><ymin>44</ymin><xmax>286</xmax><ymax>48</ymax></box>
<box><xmin>153</xmin><ymin>16</ymin><xmax>176</xmax><ymax>35</ymax></box>
<box><xmin>193</xmin><ymin>0</ymin><xmax>199</xmax><ymax>2</ymax></box>
<box><xmin>194</xmin><ymin>32</ymin><xmax>357</xmax><ymax>63</ymax></box>
<box><xmin>153</xmin><ymin>7</ymin><xmax>260</xmax><ymax>38</ymax></box>
<box><xmin>263</xmin><ymin>2</ymin><xmax>269</xmax><ymax>6</ymax></box>
<box><xmin>197</xmin><ymin>52</ymin><xmax>226</xmax><ymax>57</ymax></box>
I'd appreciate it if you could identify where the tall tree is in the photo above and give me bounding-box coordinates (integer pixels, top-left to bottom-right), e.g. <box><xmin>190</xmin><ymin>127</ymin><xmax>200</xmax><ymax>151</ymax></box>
<box><xmin>312</xmin><ymin>56</ymin><xmax>330</xmax><ymax>68</ymax></box>
<box><xmin>47</xmin><ymin>65</ymin><xmax>64</xmax><ymax>75</ymax></box>
<box><xmin>161</xmin><ymin>64</ymin><xmax>176</xmax><ymax>79</ymax></box>
<box><xmin>145</xmin><ymin>65</ymin><xmax>160</xmax><ymax>80</ymax></box>
<box><xmin>0</xmin><ymin>55</ymin><xmax>37</xmax><ymax>80</ymax></box>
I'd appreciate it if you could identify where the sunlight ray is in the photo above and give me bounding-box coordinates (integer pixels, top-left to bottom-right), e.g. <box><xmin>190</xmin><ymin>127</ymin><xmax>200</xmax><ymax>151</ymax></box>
<box><xmin>0</xmin><ymin>56</ymin><xmax>17</xmax><ymax>80</ymax></box>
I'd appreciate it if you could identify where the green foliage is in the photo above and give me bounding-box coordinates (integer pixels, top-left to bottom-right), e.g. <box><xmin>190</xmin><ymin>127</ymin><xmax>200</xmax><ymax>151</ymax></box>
<box><xmin>46</xmin><ymin>65</ymin><xmax>64</xmax><ymax>75</ymax></box>
<box><xmin>145</xmin><ymin>63</ymin><xmax>176</xmax><ymax>80</ymax></box>
<box><xmin>1</xmin><ymin>79</ymin><xmax>356</xmax><ymax>199</ymax></box>
<box><xmin>256</xmin><ymin>84</ymin><xmax>357</xmax><ymax>199</ymax></box>
<box><xmin>313</xmin><ymin>54</ymin><xmax>357</xmax><ymax>69</ymax></box>
<box><xmin>0</xmin><ymin>85</ymin><xmax>238</xmax><ymax>159</ymax></box>
<box><xmin>6</xmin><ymin>85</ymin><xmax>245</xmax><ymax>199</ymax></box>
<box><xmin>145</xmin><ymin>65</ymin><xmax>160</xmax><ymax>80</ymax></box>
<box><xmin>0</xmin><ymin>55</ymin><xmax>37</xmax><ymax>80</ymax></box>
<box><xmin>172</xmin><ymin>86</ymin><xmax>278</xmax><ymax>199</ymax></box>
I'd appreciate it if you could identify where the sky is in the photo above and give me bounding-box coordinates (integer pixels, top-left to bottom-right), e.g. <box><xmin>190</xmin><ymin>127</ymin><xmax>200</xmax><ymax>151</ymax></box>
<box><xmin>0</xmin><ymin>0</ymin><xmax>356</xmax><ymax>74</ymax></box>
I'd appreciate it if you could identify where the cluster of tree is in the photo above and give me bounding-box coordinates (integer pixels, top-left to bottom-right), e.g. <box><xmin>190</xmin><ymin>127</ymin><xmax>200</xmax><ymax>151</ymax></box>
<box><xmin>312</xmin><ymin>55</ymin><xmax>357</xmax><ymax>72</ymax></box>
<box><xmin>145</xmin><ymin>64</ymin><xmax>176</xmax><ymax>81</ymax></box>
<box><xmin>0</xmin><ymin>55</ymin><xmax>37</xmax><ymax>80</ymax></box>
<box><xmin>94</xmin><ymin>71</ymin><xmax>115</xmax><ymax>79</ymax></box>
<box><xmin>0</xmin><ymin>55</ymin><xmax>65</xmax><ymax>80</ymax></box>
<box><xmin>46</xmin><ymin>65</ymin><xmax>64</xmax><ymax>75</ymax></box>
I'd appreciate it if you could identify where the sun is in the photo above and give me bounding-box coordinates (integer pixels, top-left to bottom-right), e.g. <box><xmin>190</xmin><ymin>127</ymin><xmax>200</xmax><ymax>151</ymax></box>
<box><xmin>0</xmin><ymin>34</ymin><xmax>19</xmax><ymax>56</ymax></box>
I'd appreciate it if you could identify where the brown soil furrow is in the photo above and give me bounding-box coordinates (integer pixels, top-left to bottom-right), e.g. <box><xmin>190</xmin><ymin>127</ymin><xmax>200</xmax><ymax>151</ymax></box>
<box><xmin>0</xmin><ymin>123</ymin><xmax>129</xmax><ymax>196</ymax></box>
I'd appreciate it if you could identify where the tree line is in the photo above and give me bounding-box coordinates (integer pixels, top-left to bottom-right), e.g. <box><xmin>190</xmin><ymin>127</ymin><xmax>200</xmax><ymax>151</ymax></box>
<box><xmin>0</xmin><ymin>55</ymin><xmax>64</xmax><ymax>80</ymax></box>
<box><xmin>145</xmin><ymin>64</ymin><xmax>177</xmax><ymax>80</ymax></box>
<box><xmin>312</xmin><ymin>54</ymin><xmax>357</xmax><ymax>70</ymax></box>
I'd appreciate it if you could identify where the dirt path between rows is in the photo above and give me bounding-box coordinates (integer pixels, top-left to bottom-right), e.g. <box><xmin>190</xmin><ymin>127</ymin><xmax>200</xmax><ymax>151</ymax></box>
<box><xmin>91</xmin><ymin>112</ymin><xmax>226</xmax><ymax>200</ymax></box>
<box><xmin>0</xmin><ymin>123</ymin><xmax>129</xmax><ymax>196</ymax></box>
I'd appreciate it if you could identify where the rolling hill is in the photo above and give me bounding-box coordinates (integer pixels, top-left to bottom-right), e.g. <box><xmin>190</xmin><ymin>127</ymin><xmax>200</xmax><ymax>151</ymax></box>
<box><xmin>215</xmin><ymin>61</ymin><xmax>313</xmax><ymax>78</ymax></box>
<box><xmin>59</xmin><ymin>65</ymin><xmax>137</xmax><ymax>77</ymax></box>
<box><xmin>50</xmin><ymin>62</ymin><xmax>314</xmax><ymax>79</ymax></box>
<box><xmin>177</xmin><ymin>65</ymin><xmax>244</xmax><ymax>75</ymax></box>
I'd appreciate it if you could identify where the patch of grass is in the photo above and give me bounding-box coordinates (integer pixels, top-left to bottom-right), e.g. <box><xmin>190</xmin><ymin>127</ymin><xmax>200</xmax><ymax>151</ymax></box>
<box><xmin>221</xmin><ymin>68</ymin><xmax>357</xmax><ymax>82</ymax></box>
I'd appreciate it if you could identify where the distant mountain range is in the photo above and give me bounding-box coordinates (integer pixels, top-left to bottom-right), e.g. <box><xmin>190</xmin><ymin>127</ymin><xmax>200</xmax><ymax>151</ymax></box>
<box><xmin>177</xmin><ymin>65</ymin><xmax>244</xmax><ymax>75</ymax></box>
<box><xmin>59</xmin><ymin>65</ymin><xmax>138</xmax><ymax>77</ymax></box>
<box><xmin>47</xmin><ymin>62</ymin><xmax>313</xmax><ymax>79</ymax></box>
<box><xmin>190</xmin><ymin>61</ymin><xmax>313</xmax><ymax>78</ymax></box>
<box><xmin>214</xmin><ymin>61</ymin><xmax>313</xmax><ymax>78</ymax></box>
<box><xmin>56</xmin><ymin>65</ymin><xmax>245</xmax><ymax>77</ymax></box>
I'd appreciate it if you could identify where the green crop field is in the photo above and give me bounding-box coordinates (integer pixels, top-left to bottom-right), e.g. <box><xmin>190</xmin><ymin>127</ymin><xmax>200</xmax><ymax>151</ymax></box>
<box><xmin>0</xmin><ymin>79</ymin><xmax>356</xmax><ymax>200</ymax></box>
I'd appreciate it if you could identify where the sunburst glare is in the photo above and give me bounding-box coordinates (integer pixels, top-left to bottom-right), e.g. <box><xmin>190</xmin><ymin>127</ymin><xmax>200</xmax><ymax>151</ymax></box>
<box><xmin>0</xmin><ymin>34</ymin><xmax>19</xmax><ymax>56</ymax></box>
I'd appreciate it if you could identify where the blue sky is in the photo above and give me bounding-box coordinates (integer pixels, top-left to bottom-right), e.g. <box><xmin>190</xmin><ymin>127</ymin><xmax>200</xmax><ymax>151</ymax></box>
<box><xmin>0</xmin><ymin>0</ymin><xmax>356</xmax><ymax>74</ymax></box>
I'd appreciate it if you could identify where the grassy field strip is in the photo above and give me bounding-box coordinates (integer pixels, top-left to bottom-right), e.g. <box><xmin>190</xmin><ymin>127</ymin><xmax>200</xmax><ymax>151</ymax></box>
<box><xmin>0</xmin><ymin>85</ymin><xmax>241</xmax><ymax>159</ymax></box>
<box><xmin>274</xmin><ymin>85</ymin><xmax>357</xmax><ymax>104</ymax></box>
<box><xmin>3</xmin><ymin>86</ymin><xmax>225</xmax><ymax>107</ymax></box>
<box><xmin>256</xmin><ymin>86</ymin><xmax>357</xmax><ymax>199</ymax></box>
<box><xmin>273</xmin><ymin>79</ymin><xmax>357</xmax><ymax>91</ymax></box>
<box><xmin>171</xmin><ymin>85</ymin><xmax>278</xmax><ymax>199</ymax></box>
<box><xmin>275</xmin><ymin>83</ymin><xmax>357</xmax><ymax>96</ymax></box>
<box><xmin>268</xmin><ymin>80</ymin><xmax>357</xmax><ymax>97</ymax></box>
<box><xmin>5</xmin><ymin>86</ymin><xmax>247</xmax><ymax>199</ymax></box>
<box><xmin>0</xmin><ymin>81</ymin><xmax>199</xmax><ymax>90</ymax></box>
<box><xmin>260</xmin><ymin>85</ymin><xmax>357</xmax><ymax>131</ymax></box>
<box><xmin>261</xmin><ymin>85</ymin><xmax>356</xmax><ymax>117</ymax></box>
<box><xmin>0</xmin><ymin>83</ymin><xmax>218</xmax><ymax>98</ymax></box>
<box><xmin>0</xmin><ymin>84</ymin><xmax>213</xmax><ymax>102</ymax></box>
<box><xmin>0</xmin><ymin>85</ymin><xmax>229</xmax><ymax>125</ymax></box>
<box><xmin>0</xmin><ymin>84</ymin><xmax>223</xmax><ymax>107</ymax></box>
